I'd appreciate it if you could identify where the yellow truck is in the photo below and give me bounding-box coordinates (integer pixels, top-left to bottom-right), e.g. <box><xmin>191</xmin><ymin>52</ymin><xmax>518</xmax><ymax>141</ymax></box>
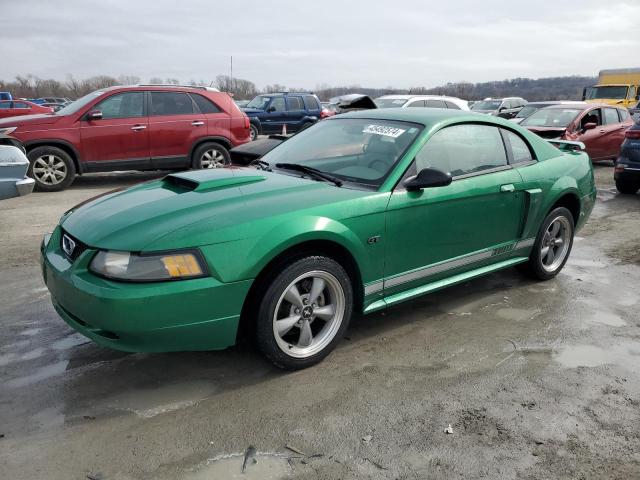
<box><xmin>583</xmin><ymin>68</ymin><xmax>640</xmax><ymax>108</ymax></box>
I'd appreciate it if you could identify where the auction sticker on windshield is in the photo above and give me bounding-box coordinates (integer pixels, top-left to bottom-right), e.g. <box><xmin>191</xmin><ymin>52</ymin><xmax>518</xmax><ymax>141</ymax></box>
<box><xmin>363</xmin><ymin>125</ymin><xmax>406</xmax><ymax>138</ymax></box>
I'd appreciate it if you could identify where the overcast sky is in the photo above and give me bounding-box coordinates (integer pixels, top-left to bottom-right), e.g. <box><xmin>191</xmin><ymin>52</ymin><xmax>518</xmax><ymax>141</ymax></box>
<box><xmin>2</xmin><ymin>0</ymin><xmax>639</xmax><ymax>89</ymax></box>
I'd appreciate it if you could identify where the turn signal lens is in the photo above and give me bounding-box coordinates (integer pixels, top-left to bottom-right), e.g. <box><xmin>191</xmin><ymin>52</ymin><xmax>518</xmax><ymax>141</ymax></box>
<box><xmin>161</xmin><ymin>254</ymin><xmax>203</xmax><ymax>277</ymax></box>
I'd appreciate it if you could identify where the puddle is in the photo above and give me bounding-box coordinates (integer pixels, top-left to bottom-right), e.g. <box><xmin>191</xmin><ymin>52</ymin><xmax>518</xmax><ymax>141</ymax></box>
<box><xmin>589</xmin><ymin>311</ymin><xmax>626</xmax><ymax>327</ymax></box>
<box><xmin>567</xmin><ymin>258</ymin><xmax>606</xmax><ymax>269</ymax></box>
<box><xmin>106</xmin><ymin>380</ymin><xmax>217</xmax><ymax>418</ymax></box>
<box><xmin>497</xmin><ymin>307</ymin><xmax>539</xmax><ymax>322</ymax></box>
<box><xmin>0</xmin><ymin>352</ymin><xmax>17</xmax><ymax>366</ymax></box>
<box><xmin>52</xmin><ymin>333</ymin><xmax>90</xmax><ymax>350</ymax></box>
<box><xmin>6</xmin><ymin>360</ymin><xmax>69</xmax><ymax>388</ymax></box>
<box><xmin>20</xmin><ymin>327</ymin><xmax>44</xmax><ymax>336</ymax></box>
<box><xmin>554</xmin><ymin>342</ymin><xmax>640</xmax><ymax>368</ymax></box>
<box><xmin>20</xmin><ymin>348</ymin><xmax>45</xmax><ymax>360</ymax></box>
<box><xmin>183</xmin><ymin>453</ymin><xmax>290</xmax><ymax>480</ymax></box>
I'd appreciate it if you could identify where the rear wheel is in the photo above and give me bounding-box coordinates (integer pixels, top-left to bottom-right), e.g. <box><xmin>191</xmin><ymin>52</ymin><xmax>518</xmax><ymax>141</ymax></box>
<box><xmin>518</xmin><ymin>207</ymin><xmax>574</xmax><ymax>281</ymax></box>
<box><xmin>255</xmin><ymin>256</ymin><xmax>353</xmax><ymax>370</ymax></box>
<box><xmin>192</xmin><ymin>142</ymin><xmax>230</xmax><ymax>169</ymax></box>
<box><xmin>249</xmin><ymin>124</ymin><xmax>259</xmax><ymax>141</ymax></box>
<box><xmin>27</xmin><ymin>146</ymin><xmax>76</xmax><ymax>191</ymax></box>
<box><xmin>616</xmin><ymin>180</ymin><xmax>639</xmax><ymax>195</ymax></box>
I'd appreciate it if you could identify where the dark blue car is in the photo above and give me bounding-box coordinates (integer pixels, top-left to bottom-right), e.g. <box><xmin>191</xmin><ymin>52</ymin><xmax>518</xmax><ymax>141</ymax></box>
<box><xmin>243</xmin><ymin>92</ymin><xmax>322</xmax><ymax>140</ymax></box>
<box><xmin>615</xmin><ymin>121</ymin><xmax>640</xmax><ymax>194</ymax></box>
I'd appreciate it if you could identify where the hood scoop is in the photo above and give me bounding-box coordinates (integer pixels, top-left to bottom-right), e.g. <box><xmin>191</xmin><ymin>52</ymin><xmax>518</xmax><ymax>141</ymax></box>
<box><xmin>164</xmin><ymin>169</ymin><xmax>266</xmax><ymax>192</ymax></box>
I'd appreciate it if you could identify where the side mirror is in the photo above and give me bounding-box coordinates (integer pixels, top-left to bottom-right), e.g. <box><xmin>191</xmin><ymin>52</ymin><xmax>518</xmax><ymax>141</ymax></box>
<box><xmin>86</xmin><ymin>109</ymin><xmax>103</xmax><ymax>121</ymax></box>
<box><xmin>404</xmin><ymin>168</ymin><xmax>452</xmax><ymax>191</ymax></box>
<box><xmin>583</xmin><ymin>122</ymin><xmax>597</xmax><ymax>131</ymax></box>
<box><xmin>498</xmin><ymin>106</ymin><xmax>506</xmax><ymax>112</ymax></box>
<box><xmin>266</xmin><ymin>106</ymin><xmax>276</xmax><ymax>113</ymax></box>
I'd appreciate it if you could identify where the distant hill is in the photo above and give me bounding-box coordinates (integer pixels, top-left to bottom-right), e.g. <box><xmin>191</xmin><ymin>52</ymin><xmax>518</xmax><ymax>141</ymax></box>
<box><xmin>314</xmin><ymin>76</ymin><xmax>597</xmax><ymax>102</ymax></box>
<box><xmin>411</xmin><ymin>76</ymin><xmax>597</xmax><ymax>101</ymax></box>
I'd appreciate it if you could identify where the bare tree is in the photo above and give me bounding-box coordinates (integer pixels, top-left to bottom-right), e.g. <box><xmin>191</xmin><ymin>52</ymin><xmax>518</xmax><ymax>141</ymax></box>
<box><xmin>118</xmin><ymin>75</ymin><xmax>141</xmax><ymax>86</ymax></box>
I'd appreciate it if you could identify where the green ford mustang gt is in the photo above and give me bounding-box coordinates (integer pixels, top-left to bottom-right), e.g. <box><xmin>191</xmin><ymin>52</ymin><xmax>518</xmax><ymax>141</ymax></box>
<box><xmin>41</xmin><ymin>109</ymin><xmax>596</xmax><ymax>369</ymax></box>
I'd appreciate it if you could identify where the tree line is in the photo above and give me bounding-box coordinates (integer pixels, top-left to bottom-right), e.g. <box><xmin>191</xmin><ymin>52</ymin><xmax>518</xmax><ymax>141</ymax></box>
<box><xmin>0</xmin><ymin>73</ymin><xmax>596</xmax><ymax>102</ymax></box>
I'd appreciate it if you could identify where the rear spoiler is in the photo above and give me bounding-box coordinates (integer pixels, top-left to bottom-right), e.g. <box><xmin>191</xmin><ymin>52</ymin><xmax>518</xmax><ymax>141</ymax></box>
<box><xmin>547</xmin><ymin>140</ymin><xmax>586</xmax><ymax>152</ymax></box>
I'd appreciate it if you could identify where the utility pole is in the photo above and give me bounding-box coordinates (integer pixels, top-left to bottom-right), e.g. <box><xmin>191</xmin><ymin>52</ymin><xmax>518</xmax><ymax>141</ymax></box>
<box><xmin>230</xmin><ymin>55</ymin><xmax>233</xmax><ymax>92</ymax></box>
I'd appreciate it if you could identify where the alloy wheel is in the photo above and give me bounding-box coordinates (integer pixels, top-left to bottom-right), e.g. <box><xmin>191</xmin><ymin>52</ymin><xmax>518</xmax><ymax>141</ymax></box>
<box><xmin>272</xmin><ymin>270</ymin><xmax>345</xmax><ymax>358</ymax></box>
<box><xmin>200</xmin><ymin>149</ymin><xmax>227</xmax><ymax>168</ymax></box>
<box><xmin>32</xmin><ymin>155</ymin><xmax>67</xmax><ymax>185</ymax></box>
<box><xmin>540</xmin><ymin>216</ymin><xmax>571</xmax><ymax>272</ymax></box>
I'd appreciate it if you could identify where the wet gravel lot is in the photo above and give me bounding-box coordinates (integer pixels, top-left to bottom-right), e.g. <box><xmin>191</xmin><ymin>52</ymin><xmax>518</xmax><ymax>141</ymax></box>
<box><xmin>0</xmin><ymin>165</ymin><xmax>639</xmax><ymax>479</ymax></box>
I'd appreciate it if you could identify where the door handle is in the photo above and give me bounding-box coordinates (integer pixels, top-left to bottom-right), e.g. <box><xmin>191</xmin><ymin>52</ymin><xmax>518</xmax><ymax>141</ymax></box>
<box><xmin>192</xmin><ymin>121</ymin><xmax>205</xmax><ymax>126</ymax></box>
<box><xmin>131</xmin><ymin>125</ymin><xmax>146</xmax><ymax>131</ymax></box>
<box><xmin>500</xmin><ymin>184</ymin><xmax>515</xmax><ymax>193</ymax></box>
<box><xmin>599</xmin><ymin>129</ymin><xmax>605</xmax><ymax>133</ymax></box>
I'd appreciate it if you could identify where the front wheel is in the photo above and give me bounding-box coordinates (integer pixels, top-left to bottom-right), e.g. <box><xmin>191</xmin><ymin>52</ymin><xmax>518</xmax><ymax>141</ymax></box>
<box><xmin>518</xmin><ymin>207</ymin><xmax>575</xmax><ymax>281</ymax></box>
<box><xmin>255</xmin><ymin>256</ymin><xmax>353</xmax><ymax>370</ymax></box>
<box><xmin>616</xmin><ymin>180</ymin><xmax>639</xmax><ymax>195</ymax></box>
<box><xmin>27</xmin><ymin>146</ymin><xmax>76</xmax><ymax>191</ymax></box>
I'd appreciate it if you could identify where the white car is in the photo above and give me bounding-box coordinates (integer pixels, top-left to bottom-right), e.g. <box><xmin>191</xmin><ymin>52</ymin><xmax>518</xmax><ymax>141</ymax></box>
<box><xmin>374</xmin><ymin>95</ymin><xmax>470</xmax><ymax>111</ymax></box>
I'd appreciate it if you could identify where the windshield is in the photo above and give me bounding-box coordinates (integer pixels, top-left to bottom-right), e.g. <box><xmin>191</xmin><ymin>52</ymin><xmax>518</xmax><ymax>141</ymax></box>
<box><xmin>246</xmin><ymin>95</ymin><xmax>271</xmax><ymax>109</ymax></box>
<box><xmin>374</xmin><ymin>98</ymin><xmax>408</xmax><ymax>108</ymax></box>
<box><xmin>261</xmin><ymin>118</ymin><xmax>422</xmax><ymax>188</ymax></box>
<box><xmin>521</xmin><ymin>108</ymin><xmax>582</xmax><ymax>128</ymax></box>
<box><xmin>515</xmin><ymin>104</ymin><xmax>543</xmax><ymax>118</ymax></box>
<box><xmin>586</xmin><ymin>86</ymin><xmax>628</xmax><ymax>100</ymax></box>
<box><xmin>54</xmin><ymin>91</ymin><xmax>103</xmax><ymax>115</ymax></box>
<box><xmin>471</xmin><ymin>100</ymin><xmax>501</xmax><ymax>110</ymax></box>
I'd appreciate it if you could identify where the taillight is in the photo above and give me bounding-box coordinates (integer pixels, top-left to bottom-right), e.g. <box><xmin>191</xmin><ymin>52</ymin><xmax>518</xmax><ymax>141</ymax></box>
<box><xmin>625</xmin><ymin>129</ymin><xmax>640</xmax><ymax>139</ymax></box>
<box><xmin>243</xmin><ymin>116</ymin><xmax>250</xmax><ymax>129</ymax></box>
<box><xmin>320</xmin><ymin>108</ymin><xmax>329</xmax><ymax>119</ymax></box>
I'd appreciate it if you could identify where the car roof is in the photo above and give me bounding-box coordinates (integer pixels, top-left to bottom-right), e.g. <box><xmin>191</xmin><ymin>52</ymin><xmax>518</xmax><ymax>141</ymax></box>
<box><xmin>377</xmin><ymin>94</ymin><xmax>463</xmax><ymax>101</ymax></box>
<box><xmin>336</xmin><ymin>107</ymin><xmax>474</xmax><ymax>126</ymax></box>
<box><xmin>541</xmin><ymin>103</ymin><xmax>596</xmax><ymax>110</ymax></box>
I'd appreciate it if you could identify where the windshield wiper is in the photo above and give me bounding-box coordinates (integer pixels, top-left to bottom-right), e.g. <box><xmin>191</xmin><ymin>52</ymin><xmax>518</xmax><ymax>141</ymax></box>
<box><xmin>250</xmin><ymin>159</ymin><xmax>272</xmax><ymax>171</ymax></box>
<box><xmin>275</xmin><ymin>163</ymin><xmax>343</xmax><ymax>187</ymax></box>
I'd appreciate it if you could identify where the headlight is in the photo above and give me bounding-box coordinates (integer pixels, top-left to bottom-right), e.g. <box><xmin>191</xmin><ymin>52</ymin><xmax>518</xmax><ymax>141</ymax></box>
<box><xmin>0</xmin><ymin>127</ymin><xmax>17</xmax><ymax>135</ymax></box>
<box><xmin>89</xmin><ymin>250</ymin><xmax>207</xmax><ymax>282</ymax></box>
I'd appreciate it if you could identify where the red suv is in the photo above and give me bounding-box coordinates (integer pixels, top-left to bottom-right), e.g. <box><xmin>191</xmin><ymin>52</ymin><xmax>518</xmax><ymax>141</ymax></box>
<box><xmin>0</xmin><ymin>85</ymin><xmax>251</xmax><ymax>191</ymax></box>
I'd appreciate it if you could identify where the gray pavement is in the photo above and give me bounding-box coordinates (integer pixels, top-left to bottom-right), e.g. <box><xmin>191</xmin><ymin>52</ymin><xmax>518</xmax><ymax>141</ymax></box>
<box><xmin>0</xmin><ymin>165</ymin><xmax>639</xmax><ymax>479</ymax></box>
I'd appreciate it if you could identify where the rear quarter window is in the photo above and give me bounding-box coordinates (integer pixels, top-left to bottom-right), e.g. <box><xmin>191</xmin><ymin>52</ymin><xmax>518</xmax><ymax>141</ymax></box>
<box><xmin>190</xmin><ymin>93</ymin><xmax>220</xmax><ymax>114</ymax></box>
<box><xmin>304</xmin><ymin>96</ymin><xmax>319</xmax><ymax>110</ymax></box>
<box><xmin>503</xmin><ymin>129</ymin><xmax>534</xmax><ymax>163</ymax></box>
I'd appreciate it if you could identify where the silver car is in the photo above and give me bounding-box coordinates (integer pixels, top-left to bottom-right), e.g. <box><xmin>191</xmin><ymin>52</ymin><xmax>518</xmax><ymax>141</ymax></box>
<box><xmin>0</xmin><ymin>145</ymin><xmax>35</xmax><ymax>200</ymax></box>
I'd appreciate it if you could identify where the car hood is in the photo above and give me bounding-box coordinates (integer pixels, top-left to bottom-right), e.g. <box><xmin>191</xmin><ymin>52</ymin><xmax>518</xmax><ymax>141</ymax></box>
<box><xmin>0</xmin><ymin>113</ymin><xmax>62</xmax><ymax>127</ymax></box>
<box><xmin>471</xmin><ymin>109</ymin><xmax>496</xmax><ymax>115</ymax></box>
<box><xmin>61</xmin><ymin>167</ymin><xmax>371</xmax><ymax>251</ymax></box>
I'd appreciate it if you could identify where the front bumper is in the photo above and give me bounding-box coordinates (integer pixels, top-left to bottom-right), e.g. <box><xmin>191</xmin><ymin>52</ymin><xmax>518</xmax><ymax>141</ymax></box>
<box><xmin>41</xmin><ymin>228</ymin><xmax>252</xmax><ymax>353</ymax></box>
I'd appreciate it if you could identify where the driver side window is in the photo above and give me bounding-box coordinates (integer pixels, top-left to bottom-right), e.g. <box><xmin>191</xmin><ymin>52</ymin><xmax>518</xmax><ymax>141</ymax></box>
<box><xmin>415</xmin><ymin>124</ymin><xmax>507</xmax><ymax>177</ymax></box>
<box><xmin>580</xmin><ymin>109</ymin><xmax>602</xmax><ymax>128</ymax></box>
<box><xmin>95</xmin><ymin>92</ymin><xmax>144</xmax><ymax>119</ymax></box>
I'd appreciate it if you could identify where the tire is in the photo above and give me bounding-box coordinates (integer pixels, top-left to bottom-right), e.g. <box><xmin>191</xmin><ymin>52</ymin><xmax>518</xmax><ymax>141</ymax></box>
<box><xmin>255</xmin><ymin>256</ymin><xmax>353</xmax><ymax>370</ymax></box>
<box><xmin>616</xmin><ymin>180</ymin><xmax>639</xmax><ymax>195</ymax></box>
<box><xmin>27</xmin><ymin>146</ymin><xmax>76</xmax><ymax>192</ymax></box>
<box><xmin>192</xmin><ymin>142</ymin><xmax>230</xmax><ymax>169</ymax></box>
<box><xmin>518</xmin><ymin>207</ymin><xmax>575</xmax><ymax>281</ymax></box>
<box><xmin>249</xmin><ymin>124</ymin><xmax>259</xmax><ymax>141</ymax></box>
